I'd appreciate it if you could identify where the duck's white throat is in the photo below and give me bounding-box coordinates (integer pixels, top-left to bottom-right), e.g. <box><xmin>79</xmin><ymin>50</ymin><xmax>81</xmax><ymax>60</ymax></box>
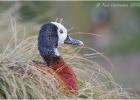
<box><xmin>54</xmin><ymin>48</ymin><xmax>60</xmax><ymax>56</ymax></box>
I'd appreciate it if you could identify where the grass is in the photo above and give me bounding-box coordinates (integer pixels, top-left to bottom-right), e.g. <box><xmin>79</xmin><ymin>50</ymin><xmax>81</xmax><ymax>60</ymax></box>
<box><xmin>0</xmin><ymin>32</ymin><xmax>131</xmax><ymax>99</ymax></box>
<box><xmin>0</xmin><ymin>13</ymin><xmax>131</xmax><ymax>99</ymax></box>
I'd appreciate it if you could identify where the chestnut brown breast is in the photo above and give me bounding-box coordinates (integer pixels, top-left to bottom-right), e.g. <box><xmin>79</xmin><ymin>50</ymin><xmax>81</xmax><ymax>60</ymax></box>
<box><xmin>30</xmin><ymin>58</ymin><xmax>78</xmax><ymax>96</ymax></box>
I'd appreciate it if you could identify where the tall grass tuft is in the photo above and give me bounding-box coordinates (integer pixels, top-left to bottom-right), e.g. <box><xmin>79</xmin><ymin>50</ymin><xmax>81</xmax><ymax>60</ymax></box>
<box><xmin>0</xmin><ymin>32</ymin><xmax>131</xmax><ymax>99</ymax></box>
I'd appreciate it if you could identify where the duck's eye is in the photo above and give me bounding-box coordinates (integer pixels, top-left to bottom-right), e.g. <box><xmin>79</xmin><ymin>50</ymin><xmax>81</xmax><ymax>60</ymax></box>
<box><xmin>59</xmin><ymin>29</ymin><xmax>63</xmax><ymax>34</ymax></box>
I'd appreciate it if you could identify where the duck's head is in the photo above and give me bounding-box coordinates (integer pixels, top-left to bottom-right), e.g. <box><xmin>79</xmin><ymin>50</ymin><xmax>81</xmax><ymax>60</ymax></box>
<box><xmin>38</xmin><ymin>22</ymin><xmax>83</xmax><ymax>65</ymax></box>
<box><xmin>51</xmin><ymin>22</ymin><xmax>83</xmax><ymax>46</ymax></box>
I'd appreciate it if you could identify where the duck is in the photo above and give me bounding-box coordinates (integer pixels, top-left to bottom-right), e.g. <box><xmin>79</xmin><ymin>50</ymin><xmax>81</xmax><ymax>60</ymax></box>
<box><xmin>30</xmin><ymin>21</ymin><xmax>84</xmax><ymax>96</ymax></box>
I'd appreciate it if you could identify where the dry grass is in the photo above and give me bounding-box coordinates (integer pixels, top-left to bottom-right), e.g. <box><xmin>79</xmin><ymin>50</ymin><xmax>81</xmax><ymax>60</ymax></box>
<box><xmin>0</xmin><ymin>2</ymin><xmax>135</xmax><ymax>98</ymax></box>
<box><xmin>0</xmin><ymin>11</ymin><xmax>131</xmax><ymax>98</ymax></box>
<box><xmin>0</xmin><ymin>32</ymin><xmax>131</xmax><ymax>99</ymax></box>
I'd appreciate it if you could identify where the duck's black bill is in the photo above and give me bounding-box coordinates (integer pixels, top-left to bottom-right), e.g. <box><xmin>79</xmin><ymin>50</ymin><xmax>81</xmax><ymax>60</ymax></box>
<box><xmin>64</xmin><ymin>35</ymin><xmax>83</xmax><ymax>46</ymax></box>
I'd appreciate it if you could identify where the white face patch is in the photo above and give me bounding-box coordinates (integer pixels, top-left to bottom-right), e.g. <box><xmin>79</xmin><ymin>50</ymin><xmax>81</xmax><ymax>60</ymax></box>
<box><xmin>51</xmin><ymin>22</ymin><xmax>67</xmax><ymax>44</ymax></box>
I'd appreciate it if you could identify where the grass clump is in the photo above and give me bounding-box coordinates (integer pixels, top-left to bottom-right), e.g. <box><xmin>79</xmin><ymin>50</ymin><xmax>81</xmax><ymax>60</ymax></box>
<box><xmin>0</xmin><ymin>33</ymin><xmax>130</xmax><ymax>99</ymax></box>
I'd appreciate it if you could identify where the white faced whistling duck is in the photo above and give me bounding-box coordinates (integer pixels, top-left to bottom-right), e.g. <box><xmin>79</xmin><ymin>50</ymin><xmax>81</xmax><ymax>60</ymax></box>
<box><xmin>30</xmin><ymin>21</ymin><xmax>84</xmax><ymax>96</ymax></box>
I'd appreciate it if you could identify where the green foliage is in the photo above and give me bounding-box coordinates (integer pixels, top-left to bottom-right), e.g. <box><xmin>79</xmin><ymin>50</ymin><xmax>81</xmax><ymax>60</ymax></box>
<box><xmin>108</xmin><ymin>33</ymin><xmax>140</xmax><ymax>54</ymax></box>
<box><xmin>18</xmin><ymin>2</ymin><xmax>51</xmax><ymax>22</ymax></box>
<box><xmin>0</xmin><ymin>2</ymin><xmax>14</xmax><ymax>12</ymax></box>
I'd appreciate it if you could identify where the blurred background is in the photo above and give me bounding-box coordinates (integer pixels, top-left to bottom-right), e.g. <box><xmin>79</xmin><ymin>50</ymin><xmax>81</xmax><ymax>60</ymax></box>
<box><xmin>0</xmin><ymin>1</ymin><xmax>140</xmax><ymax>96</ymax></box>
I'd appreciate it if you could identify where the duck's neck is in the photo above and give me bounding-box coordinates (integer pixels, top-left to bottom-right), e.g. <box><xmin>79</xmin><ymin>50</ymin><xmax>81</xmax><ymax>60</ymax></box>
<box><xmin>38</xmin><ymin>46</ymin><xmax>61</xmax><ymax>66</ymax></box>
